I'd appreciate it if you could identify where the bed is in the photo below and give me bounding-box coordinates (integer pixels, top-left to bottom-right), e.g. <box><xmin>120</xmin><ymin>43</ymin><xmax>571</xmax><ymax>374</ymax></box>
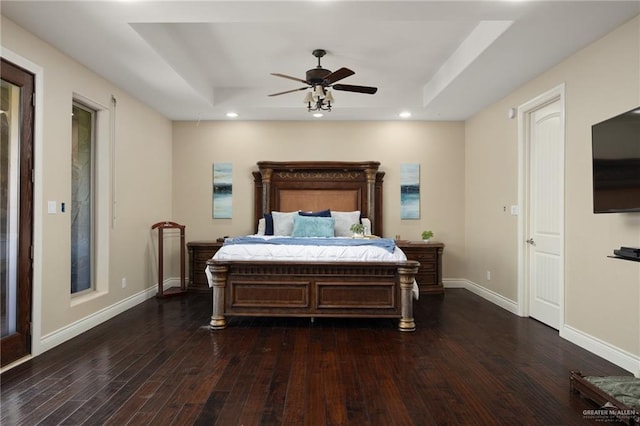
<box><xmin>206</xmin><ymin>161</ymin><xmax>420</xmax><ymax>332</ymax></box>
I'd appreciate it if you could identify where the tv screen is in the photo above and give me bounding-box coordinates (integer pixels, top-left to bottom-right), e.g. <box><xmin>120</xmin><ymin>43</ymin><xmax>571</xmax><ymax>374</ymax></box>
<box><xmin>592</xmin><ymin>106</ymin><xmax>640</xmax><ymax>213</ymax></box>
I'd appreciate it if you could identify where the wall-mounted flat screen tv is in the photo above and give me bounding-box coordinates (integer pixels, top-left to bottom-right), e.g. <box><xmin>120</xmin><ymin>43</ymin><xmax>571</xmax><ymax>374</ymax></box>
<box><xmin>592</xmin><ymin>106</ymin><xmax>640</xmax><ymax>213</ymax></box>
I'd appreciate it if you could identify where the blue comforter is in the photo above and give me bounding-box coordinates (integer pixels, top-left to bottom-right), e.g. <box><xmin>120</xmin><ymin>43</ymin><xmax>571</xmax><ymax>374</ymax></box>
<box><xmin>224</xmin><ymin>237</ymin><xmax>397</xmax><ymax>253</ymax></box>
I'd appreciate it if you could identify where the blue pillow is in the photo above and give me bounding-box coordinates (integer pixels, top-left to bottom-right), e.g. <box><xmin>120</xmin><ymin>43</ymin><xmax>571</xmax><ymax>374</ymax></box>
<box><xmin>264</xmin><ymin>213</ymin><xmax>273</xmax><ymax>235</ymax></box>
<box><xmin>291</xmin><ymin>215</ymin><xmax>335</xmax><ymax>238</ymax></box>
<box><xmin>299</xmin><ymin>209</ymin><xmax>331</xmax><ymax>217</ymax></box>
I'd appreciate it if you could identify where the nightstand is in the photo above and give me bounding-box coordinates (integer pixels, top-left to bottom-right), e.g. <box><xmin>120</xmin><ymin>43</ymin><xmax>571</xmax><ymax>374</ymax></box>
<box><xmin>395</xmin><ymin>241</ymin><xmax>444</xmax><ymax>295</ymax></box>
<box><xmin>186</xmin><ymin>241</ymin><xmax>224</xmax><ymax>293</ymax></box>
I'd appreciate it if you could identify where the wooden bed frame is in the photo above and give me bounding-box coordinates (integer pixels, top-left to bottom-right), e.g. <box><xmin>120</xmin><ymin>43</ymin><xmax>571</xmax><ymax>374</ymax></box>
<box><xmin>207</xmin><ymin>161</ymin><xmax>419</xmax><ymax>332</ymax></box>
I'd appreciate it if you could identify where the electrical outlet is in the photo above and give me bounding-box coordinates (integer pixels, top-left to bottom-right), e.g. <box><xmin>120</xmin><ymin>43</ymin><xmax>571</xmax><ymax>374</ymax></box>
<box><xmin>121</xmin><ymin>278</ymin><xmax>127</xmax><ymax>288</ymax></box>
<box><xmin>486</xmin><ymin>271</ymin><xmax>491</xmax><ymax>281</ymax></box>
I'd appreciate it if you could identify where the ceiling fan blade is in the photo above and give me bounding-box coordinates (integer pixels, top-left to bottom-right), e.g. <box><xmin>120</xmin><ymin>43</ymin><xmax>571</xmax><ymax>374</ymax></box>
<box><xmin>332</xmin><ymin>84</ymin><xmax>378</xmax><ymax>94</ymax></box>
<box><xmin>270</xmin><ymin>73</ymin><xmax>310</xmax><ymax>85</ymax></box>
<box><xmin>325</xmin><ymin>67</ymin><xmax>355</xmax><ymax>84</ymax></box>
<box><xmin>268</xmin><ymin>87</ymin><xmax>309</xmax><ymax>97</ymax></box>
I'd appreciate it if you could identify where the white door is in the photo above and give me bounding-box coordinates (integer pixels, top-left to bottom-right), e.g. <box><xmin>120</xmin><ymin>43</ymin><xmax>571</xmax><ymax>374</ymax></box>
<box><xmin>526</xmin><ymin>99</ymin><xmax>564</xmax><ymax>330</ymax></box>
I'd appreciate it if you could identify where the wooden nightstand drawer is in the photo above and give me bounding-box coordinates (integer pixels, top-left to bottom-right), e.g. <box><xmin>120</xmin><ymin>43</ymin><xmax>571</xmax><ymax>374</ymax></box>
<box><xmin>195</xmin><ymin>250</ymin><xmax>217</xmax><ymax>263</ymax></box>
<box><xmin>416</xmin><ymin>273</ymin><xmax>436</xmax><ymax>286</ymax></box>
<box><xmin>415</xmin><ymin>252</ymin><xmax>435</xmax><ymax>261</ymax></box>
<box><xmin>419</xmin><ymin>261</ymin><xmax>436</xmax><ymax>272</ymax></box>
<box><xmin>187</xmin><ymin>241</ymin><xmax>224</xmax><ymax>293</ymax></box>
<box><xmin>400</xmin><ymin>247</ymin><xmax>435</xmax><ymax>259</ymax></box>
<box><xmin>396</xmin><ymin>241</ymin><xmax>444</xmax><ymax>295</ymax></box>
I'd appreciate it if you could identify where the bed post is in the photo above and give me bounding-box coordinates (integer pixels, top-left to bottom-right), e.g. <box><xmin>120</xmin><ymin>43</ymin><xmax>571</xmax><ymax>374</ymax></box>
<box><xmin>364</xmin><ymin>166</ymin><xmax>377</xmax><ymax>234</ymax></box>
<box><xmin>259</xmin><ymin>166</ymin><xmax>273</xmax><ymax>216</ymax></box>
<box><xmin>209</xmin><ymin>263</ymin><xmax>228</xmax><ymax>330</ymax></box>
<box><xmin>398</xmin><ymin>261</ymin><xmax>419</xmax><ymax>332</ymax></box>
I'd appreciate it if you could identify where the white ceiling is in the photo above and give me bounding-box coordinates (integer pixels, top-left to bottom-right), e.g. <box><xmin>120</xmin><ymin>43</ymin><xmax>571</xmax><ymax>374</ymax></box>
<box><xmin>2</xmin><ymin>1</ymin><xmax>639</xmax><ymax>121</ymax></box>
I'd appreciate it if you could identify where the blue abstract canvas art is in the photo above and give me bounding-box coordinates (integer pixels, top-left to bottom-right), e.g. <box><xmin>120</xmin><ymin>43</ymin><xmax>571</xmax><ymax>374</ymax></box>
<box><xmin>400</xmin><ymin>163</ymin><xmax>420</xmax><ymax>219</ymax></box>
<box><xmin>213</xmin><ymin>163</ymin><xmax>232</xmax><ymax>218</ymax></box>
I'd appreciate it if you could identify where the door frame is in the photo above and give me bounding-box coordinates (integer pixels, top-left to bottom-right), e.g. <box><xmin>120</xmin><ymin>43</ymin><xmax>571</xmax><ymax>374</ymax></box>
<box><xmin>516</xmin><ymin>84</ymin><xmax>566</xmax><ymax>328</ymax></box>
<box><xmin>0</xmin><ymin>47</ymin><xmax>43</xmax><ymax>369</ymax></box>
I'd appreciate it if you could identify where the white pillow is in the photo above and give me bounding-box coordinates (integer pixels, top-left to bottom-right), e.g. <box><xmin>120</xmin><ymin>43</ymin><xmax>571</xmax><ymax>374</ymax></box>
<box><xmin>257</xmin><ymin>218</ymin><xmax>266</xmax><ymax>235</ymax></box>
<box><xmin>271</xmin><ymin>211</ymin><xmax>299</xmax><ymax>236</ymax></box>
<box><xmin>331</xmin><ymin>211</ymin><xmax>361</xmax><ymax>237</ymax></box>
<box><xmin>361</xmin><ymin>218</ymin><xmax>372</xmax><ymax>235</ymax></box>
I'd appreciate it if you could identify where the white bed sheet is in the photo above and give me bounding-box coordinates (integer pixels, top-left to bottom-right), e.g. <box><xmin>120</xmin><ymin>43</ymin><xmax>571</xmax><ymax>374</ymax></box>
<box><xmin>212</xmin><ymin>236</ymin><xmax>405</xmax><ymax>262</ymax></box>
<box><xmin>205</xmin><ymin>236</ymin><xmax>419</xmax><ymax>299</ymax></box>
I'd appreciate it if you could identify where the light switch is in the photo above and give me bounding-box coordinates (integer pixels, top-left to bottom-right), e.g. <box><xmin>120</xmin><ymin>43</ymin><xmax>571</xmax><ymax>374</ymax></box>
<box><xmin>510</xmin><ymin>205</ymin><xmax>520</xmax><ymax>216</ymax></box>
<box><xmin>47</xmin><ymin>201</ymin><xmax>57</xmax><ymax>214</ymax></box>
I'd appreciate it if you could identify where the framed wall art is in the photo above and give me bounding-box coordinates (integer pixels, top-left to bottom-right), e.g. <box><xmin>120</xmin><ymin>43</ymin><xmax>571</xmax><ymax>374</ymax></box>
<box><xmin>400</xmin><ymin>163</ymin><xmax>420</xmax><ymax>219</ymax></box>
<box><xmin>213</xmin><ymin>162</ymin><xmax>232</xmax><ymax>218</ymax></box>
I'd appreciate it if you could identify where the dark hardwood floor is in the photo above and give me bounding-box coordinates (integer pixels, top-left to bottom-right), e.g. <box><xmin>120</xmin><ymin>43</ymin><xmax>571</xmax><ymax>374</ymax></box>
<box><xmin>1</xmin><ymin>289</ymin><xmax>630</xmax><ymax>425</ymax></box>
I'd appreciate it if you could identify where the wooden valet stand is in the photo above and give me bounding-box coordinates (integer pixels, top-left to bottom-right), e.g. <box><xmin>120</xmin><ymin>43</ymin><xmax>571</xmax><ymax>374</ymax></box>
<box><xmin>151</xmin><ymin>221</ymin><xmax>186</xmax><ymax>298</ymax></box>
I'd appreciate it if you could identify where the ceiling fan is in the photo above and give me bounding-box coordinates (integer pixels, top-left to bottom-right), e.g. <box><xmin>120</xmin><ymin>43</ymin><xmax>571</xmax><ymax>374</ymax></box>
<box><xmin>268</xmin><ymin>49</ymin><xmax>377</xmax><ymax>111</ymax></box>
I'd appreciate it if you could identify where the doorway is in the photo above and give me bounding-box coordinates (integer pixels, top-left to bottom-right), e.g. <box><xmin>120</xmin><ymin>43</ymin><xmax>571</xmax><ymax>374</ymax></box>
<box><xmin>517</xmin><ymin>85</ymin><xmax>565</xmax><ymax>330</ymax></box>
<box><xmin>1</xmin><ymin>58</ymin><xmax>35</xmax><ymax>367</ymax></box>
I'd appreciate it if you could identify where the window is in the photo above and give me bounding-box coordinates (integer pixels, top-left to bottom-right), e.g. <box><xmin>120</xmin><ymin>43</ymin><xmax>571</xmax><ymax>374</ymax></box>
<box><xmin>71</xmin><ymin>102</ymin><xmax>95</xmax><ymax>294</ymax></box>
<box><xmin>1</xmin><ymin>77</ymin><xmax>21</xmax><ymax>335</ymax></box>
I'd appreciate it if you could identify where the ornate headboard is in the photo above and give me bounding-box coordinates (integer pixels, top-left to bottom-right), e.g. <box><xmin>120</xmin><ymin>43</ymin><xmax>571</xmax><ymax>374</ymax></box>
<box><xmin>253</xmin><ymin>161</ymin><xmax>385</xmax><ymax>235</ymax></box>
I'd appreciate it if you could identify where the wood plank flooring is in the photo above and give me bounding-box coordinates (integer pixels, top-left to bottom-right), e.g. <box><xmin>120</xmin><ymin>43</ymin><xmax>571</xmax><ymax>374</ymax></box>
<box><xmin>1</xmin><ymin>289</ymin><xmax>631</xmax><ymax>425</ymax></box>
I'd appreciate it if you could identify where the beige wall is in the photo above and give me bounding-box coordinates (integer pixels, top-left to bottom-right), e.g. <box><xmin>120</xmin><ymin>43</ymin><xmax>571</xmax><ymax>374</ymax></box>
<box><xmin>1</xmin><ymin>17</ymin><xmax>173</xmax><ymax>337</ymax></box>
<box><xmin>172</xmin><ymin>121</ymin><xmax>466</xmax><ymax>278</ymax></box>
<box><xmin>465</xmin><ymin>16</ymin><xmax>640</xmax><ymax>358</ymax></box>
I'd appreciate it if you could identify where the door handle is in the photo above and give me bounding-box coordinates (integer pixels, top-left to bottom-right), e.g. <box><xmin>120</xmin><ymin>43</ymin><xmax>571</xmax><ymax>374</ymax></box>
<box><xmin>526</xmin><ymin>238</ymin><xmax>536</xmax><ymax>246</ymax></box>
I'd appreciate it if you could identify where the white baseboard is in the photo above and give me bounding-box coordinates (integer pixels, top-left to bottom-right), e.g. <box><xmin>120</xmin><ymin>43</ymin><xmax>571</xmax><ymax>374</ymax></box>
<box><xmin>561</xmin><ymin>325</ymin><xmax>640</xmax><ymax>377</ymax></box>
<box><xmin>443</xmin><ymin>278</ymin><xmax>519</xmax><ymax>315</ymax></box>
<box><xmin>38</xmin><ymin>279</ymin><xmax>181</xmax><ymax>354</ymax></box>
<box><xmin>159</xmin><ymin>278</ymin><xmax>184</xmax><ymax>293</ymax></box>
<box><xmin>444</xmin><ymin>278</ymin><xmax>639</xmax><ymax>377</ymax></box>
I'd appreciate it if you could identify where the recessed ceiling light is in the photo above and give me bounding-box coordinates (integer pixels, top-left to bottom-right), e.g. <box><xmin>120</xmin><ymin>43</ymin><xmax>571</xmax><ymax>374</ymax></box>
<box><xmin>399</xmin><ymin>111</ymin><xmax>411</xmax><ymax>119</ymax></box>
<box><xmin>226</xmin><ymin>112</ymin><xmax>238</xmax><ymax>118</ymax></box>
<box><xmin>313</xmin><ymin>113</ymin><xmax>323</xmax><ymax>118</ymax></box>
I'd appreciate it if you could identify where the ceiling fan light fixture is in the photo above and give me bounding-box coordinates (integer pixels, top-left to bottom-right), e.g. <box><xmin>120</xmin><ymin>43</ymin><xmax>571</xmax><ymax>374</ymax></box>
<box><xmin>325</xmin><ymin>90</ymin><xmax>334</xmax><ymax>103</ymax></box>
<box><xmin>303</xmin><ymin>92</ymin><xmax>313</xmax><ymax>103</ymax></box>
<box><xmin>304</xmin><ymin>86</ymin><xmax>332</xmax><ymax>112</ymax></box>
<box><xmin>313</xmin><ymin>85</ymin><xmax>325</xmax><ymax>100</ymax></box>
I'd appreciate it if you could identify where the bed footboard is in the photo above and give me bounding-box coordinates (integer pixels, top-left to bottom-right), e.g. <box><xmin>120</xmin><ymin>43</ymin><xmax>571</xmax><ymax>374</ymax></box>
<box><xmin>208</xmin><ymin>260</ymin><xmax>419</xmax><ymax>332</ymax></box>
